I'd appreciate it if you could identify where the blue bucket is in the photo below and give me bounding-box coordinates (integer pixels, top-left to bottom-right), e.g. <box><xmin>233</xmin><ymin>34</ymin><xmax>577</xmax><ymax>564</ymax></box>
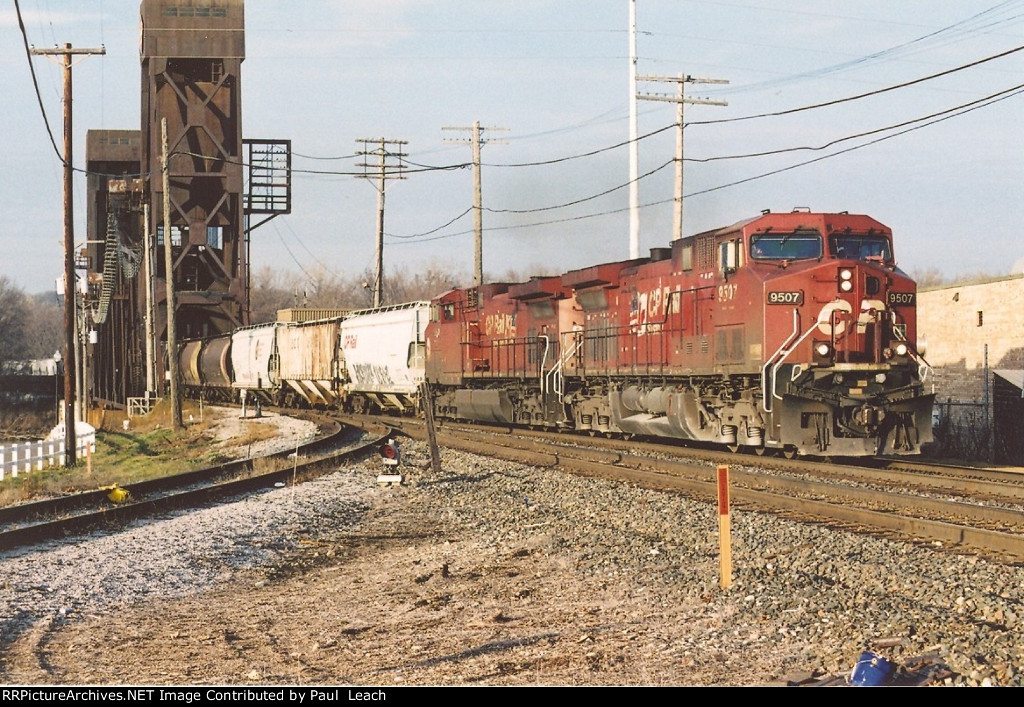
<box><xmin>849</xmin><ymin>651</ymin><xmax>895</xmax><ymax>686</ymax></box>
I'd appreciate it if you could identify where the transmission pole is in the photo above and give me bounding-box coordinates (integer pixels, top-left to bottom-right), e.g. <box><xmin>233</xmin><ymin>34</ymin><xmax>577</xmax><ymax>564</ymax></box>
<box><xmin>628</xmin><ymin>0</ymin><xmax>640</xmax><ymax>259</ymax></box>
<box><xmin>355</xmin><ymin>138</ymin><xmax>407</xmax><ymax>307</ymax></box>
<box><xmin>161</xmin><ymin>118</ymin><xmax>182</xmax><ymax>430</ymax></box>
<box><xmin>442</xmin><ymin>121</ymin><xmax>508</xmax><ymax>287</ymax></box>
<box><xmin>638</xmin><ymin>72</ymin><xmax>728</xmax><ymax>240</ymax></box>
<box><xmin>30</xmin><ymin>43</ymin><xmax>105</xmax><ymax>466</ymax></box>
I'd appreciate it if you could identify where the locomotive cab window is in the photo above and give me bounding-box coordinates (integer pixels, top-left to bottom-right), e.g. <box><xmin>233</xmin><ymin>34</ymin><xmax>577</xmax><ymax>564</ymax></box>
<box><xmin>749</xmin><ymin>230</ymin><xmax>822</xmax><ymax>261</ymax></box>
<box><xmin>829</xmin><ymin>234</ymin><xmax>892</xmax><ymax>263</ymax></box>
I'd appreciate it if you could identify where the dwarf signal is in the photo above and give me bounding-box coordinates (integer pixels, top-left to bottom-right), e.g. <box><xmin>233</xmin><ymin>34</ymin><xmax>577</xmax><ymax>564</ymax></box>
<box><xmin>376</xmin><ymin>438</ymin><xmax>403</xmax><ymax>486</ymax></box>
<box><xmin>379</xmin><ymin>439</ymin><xmax>400</xmax><ymax>466</ymax></box>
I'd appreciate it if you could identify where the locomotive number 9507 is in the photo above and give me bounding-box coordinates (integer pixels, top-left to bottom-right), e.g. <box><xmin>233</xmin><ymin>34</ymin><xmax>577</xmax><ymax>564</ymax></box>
<box><xmin>767</xmin><ymin>291</ymin><xmax>804</xmax><ymax>305</ymax></box>
<box><xmin>888</xmin><ymin>292</ymin><xmax>916</xmax><ymax>306</ymax></box>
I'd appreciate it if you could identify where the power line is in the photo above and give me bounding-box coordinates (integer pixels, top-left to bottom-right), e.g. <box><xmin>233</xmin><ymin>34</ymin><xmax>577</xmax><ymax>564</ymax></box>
<box><xmin>690</xmin><ymin>43</ymin><xmax>1024</xmax><ymax>125</ymax></box>
<box><xmin>690</xmin><ymin>1</ymin><xmax>1024</xmax><ymax>97</ymax></box>
<box><xmin>684</xmin><ymin>84</ymin><xmax>1024</xmax><ymax>200</ymax></box>
<box><xmin>686</xmin><ymin>81</ymin><xmax>1024</xmax><ymax>163</ymax></box>
<box><xmin>391</xmin><ymin>82</ymin><xmax>1024</xmax><ymax>244</ymax></box>
<box><xmin>14</xmin><ymin>0</ymin><xmax>63</xmax><ymax>164</ymax></box>
<box><xmin>485</xmin><ymin>158</ymin><xmax>674</xmax><ymax>215</ymax></box>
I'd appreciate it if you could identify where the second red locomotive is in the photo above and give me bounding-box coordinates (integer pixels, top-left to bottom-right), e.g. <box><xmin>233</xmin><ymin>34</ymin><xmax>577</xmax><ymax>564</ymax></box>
<box><xmin>424</xmin><ymin>209</ymin><xmax>933</xmax><ymax>457</ymax></box>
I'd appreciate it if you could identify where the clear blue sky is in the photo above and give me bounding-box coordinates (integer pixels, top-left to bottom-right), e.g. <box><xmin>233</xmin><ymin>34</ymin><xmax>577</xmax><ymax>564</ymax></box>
<box><xmin>4</xmin><ymin>1</ymin><xmax>1024</xmax><ymax>294</ymax></box>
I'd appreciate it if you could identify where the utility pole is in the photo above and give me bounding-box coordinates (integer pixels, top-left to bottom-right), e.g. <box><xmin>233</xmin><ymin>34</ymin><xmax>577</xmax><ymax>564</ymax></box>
<box><xmin>143</xmin><ymin>203</ymin><xmax>155</xmax><ymax>399</ymax></box>
<box><xmin>628</xmin><ymin>0</ymin><xmax>640</xmax><ymax>259</ymax></box>
<box><xmin>30</xmin><ymin>43</ymin><xmax>105</xmax><ymax>466</ymax></box>
<box><xmin>442</xmin><ymin>121</ymin><xmax>508</xmax><ymax>287</ymax></box>
<box><xmin>355</xmin><ymin>137</ymin><xmax>407</xmax><ymax>307</ymax></box>
<box><xmin>638</xmin><ymin>72</ymin><xmax>728</xmax><ymax>240</ymax></box>
<box><xmin>162</xmin><ymin>118</ymin><xmax>182</xmax><ymax>430</ymax></box>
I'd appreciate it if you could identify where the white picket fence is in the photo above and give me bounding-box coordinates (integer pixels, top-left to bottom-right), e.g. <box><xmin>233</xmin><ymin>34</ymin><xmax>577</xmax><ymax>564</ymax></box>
<box><xmin>0</xmin><ymin>432</ymin><xmax>96</xmax><ymax>481</ymax></box>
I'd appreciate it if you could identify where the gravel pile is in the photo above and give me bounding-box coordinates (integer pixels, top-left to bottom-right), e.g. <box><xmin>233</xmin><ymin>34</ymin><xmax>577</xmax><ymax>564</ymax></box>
<box><xmin>1</xmin><ymin>435</ymin><xmax>1022</xmax><ymax>686</ymax></box>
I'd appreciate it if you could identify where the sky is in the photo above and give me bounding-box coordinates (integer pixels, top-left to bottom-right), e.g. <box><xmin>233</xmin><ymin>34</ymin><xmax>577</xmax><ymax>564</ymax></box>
<box><xmin>3</xmin><ymin>0</ymin><xmax>1024</xmax><ymax>295</ymax></box>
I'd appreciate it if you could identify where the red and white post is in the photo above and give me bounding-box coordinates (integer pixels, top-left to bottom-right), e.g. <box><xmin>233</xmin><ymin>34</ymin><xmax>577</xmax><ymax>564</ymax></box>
<box><xmin>717</xmin><ymin>464</ymin><xmax>732</xmax><ymax>589</ymax></box>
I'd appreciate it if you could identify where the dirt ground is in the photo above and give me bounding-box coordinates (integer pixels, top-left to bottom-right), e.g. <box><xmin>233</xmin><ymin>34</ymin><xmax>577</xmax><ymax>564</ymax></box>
<box><xmin>4</xmin><ymin>415</ymin><xmax>731</xmax><ymax>687</ymax></box>
<box><xmin>4</xmin><ymin>490</ymin><xmax>728</xmax><ymax>686</ymax></box>
<box><xmin>2</xmin><ymin>412</ymin><xmax>966</xmax><ymax>687</ymax></box>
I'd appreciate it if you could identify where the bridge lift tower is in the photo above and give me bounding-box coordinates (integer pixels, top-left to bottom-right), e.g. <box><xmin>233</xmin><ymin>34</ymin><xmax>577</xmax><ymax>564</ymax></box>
<box><xmin>85</xmin><ymin>0</ymin><xmax>290</xmax><ymax>410</ymax></box>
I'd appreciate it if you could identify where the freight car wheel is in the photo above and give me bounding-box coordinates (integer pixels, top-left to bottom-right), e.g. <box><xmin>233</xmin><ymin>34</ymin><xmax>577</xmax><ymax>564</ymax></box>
<box><xmin>782</xmin><ymin>446</ymin><xmax>798</xmax><ymax>460</ymax></box>
<box><xmin>754</xmin><ymin>447</ymin><xmax>767</xmax><ymax>457</ymax></box>
<box><xmin>727</xmin><ymin>445</ymin><xmax>740</xmax><ymax>454</ymax></box>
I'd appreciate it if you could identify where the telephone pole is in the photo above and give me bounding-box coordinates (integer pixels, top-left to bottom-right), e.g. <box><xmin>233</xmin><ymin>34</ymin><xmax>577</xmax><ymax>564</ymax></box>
<box><xmin>638</xmin><ymin>73</ymin><xmax>728</xmax><ymax>240</ymax></box>
<box><xmin>628</xmin><ymin>0</ymin><xmax>640</xmax><ymax>259</ymax></box>
<box><xmin>355</xmin><ymin>138</ymin><xmax>407</xmax><ymax>307</ymax></box>
<box><xmin>442</xmin><ymin>121</ymin><xmax>508</xmax><ymax>287</ymax></box>
<box><xmin>30</xmin><ymin>43</ymin><xmax>105</xmax><ymax>466</ymax></box>
<box><xmin>162</xmin><ymin>118</ymin><xmax>182</xmax><ymax>430</ymax></box>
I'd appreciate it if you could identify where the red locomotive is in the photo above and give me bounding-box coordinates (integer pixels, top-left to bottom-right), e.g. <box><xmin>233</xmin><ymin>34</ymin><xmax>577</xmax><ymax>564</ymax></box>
<box><xmin>424</xmin><ymin>209</ymin><xmax>933</xmax><ymax>457</ymax></box>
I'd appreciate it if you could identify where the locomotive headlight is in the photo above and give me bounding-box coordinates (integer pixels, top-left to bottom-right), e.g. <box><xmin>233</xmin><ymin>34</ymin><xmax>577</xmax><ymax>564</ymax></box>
<box><xmin>839</xmin><ymin>279</ymin><xmax>853</xmax><ymax>292</ymax></box>
<box><xmin>840</xmin><ymin>269</ymin><xmax>853</xmax><ymax>280</ymax></box>
<box><xmin>895</xmin><ymin>342</ymin><xmax>909</xmax><ymax>357</ymax></box>
<box><xmin>815</xmin><ymin>342</ymin><xmax>832</xmax><ymax>358</ymax></box>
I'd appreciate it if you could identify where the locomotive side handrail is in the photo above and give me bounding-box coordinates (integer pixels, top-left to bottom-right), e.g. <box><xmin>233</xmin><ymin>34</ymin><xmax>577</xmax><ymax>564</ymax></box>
<box><xmin>761</xmin><ymin>308</ymin><xmax>800</xmax><ymax>414</ymax></box>
<box><xmin>538</xmin><ymin>335</ymin><xmax>551</xmax><ymax>395</ymax></box>
<box><xmin>544</xmin><ymin>331</ymin><xmax>583</xmax><ymax>402</ymax></box>
<box><xmin>770</xmin><ymin>325</ymin><xmax>817</xmax><ymax>406</ymax></box>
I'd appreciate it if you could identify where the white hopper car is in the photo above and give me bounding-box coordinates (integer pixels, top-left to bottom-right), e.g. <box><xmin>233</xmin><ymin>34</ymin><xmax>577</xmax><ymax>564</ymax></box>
<box><xmin>178</xmin><ymin>302</ymin><xmax>430</xmax><ymax>412</ymax></box>
<box><xmin>338</xmin><ymin>301</ymin><xmax>430</xmax><ymax>413</ymax></box>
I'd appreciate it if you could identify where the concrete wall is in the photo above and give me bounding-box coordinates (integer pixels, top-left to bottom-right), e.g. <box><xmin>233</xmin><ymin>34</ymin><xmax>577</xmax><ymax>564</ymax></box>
<box><xmin>917</xmin><ymin>274</ymin><xmax>1024</xmax><ymax>461</ymax></box>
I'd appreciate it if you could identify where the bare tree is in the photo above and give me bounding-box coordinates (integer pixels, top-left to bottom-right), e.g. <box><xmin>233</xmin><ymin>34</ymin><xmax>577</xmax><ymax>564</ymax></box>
<box><xmin>0</xmin><ymin>277</ymin><xmax>29</xmax><ymax>363</ymax></box>
<box><xmin>250</xmin><ymin>261</ymin><xmax>474</xmax><ymax>319</ymax></box>
<box><xmin>22</xmin><ymin>293</ymin><xmax>61</xmax><ymax>359</ymax></box>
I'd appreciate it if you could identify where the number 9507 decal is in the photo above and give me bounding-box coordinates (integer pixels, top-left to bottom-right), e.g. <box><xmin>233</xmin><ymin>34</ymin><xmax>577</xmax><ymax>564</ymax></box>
<box><xmin>888</xmin><ymin>292</ymin><xmax>915</xmax><ymax>306</ymax></box>
<box><xmin>767</xmin><ymin>291</ymin><xmax>803</xmax><ymax>305</ymax></box>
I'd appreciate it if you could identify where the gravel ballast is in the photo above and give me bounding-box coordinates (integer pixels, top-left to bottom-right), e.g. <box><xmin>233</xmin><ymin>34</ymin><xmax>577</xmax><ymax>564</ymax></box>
<box><xmin>1</xmin><ymin>435</ymin><xmax>1021</xmax><ymax>686</ymax></box>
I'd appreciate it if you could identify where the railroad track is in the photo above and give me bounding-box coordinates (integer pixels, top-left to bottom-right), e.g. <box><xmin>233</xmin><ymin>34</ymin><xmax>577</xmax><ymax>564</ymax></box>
<box><xmin>0</xmin><ymin>413</ymin><xmax>393</xmax><ymax>552</ymax></box>
<box><xmin>378</xmin><ymin>415</ymin><xmax>1024</xmax><ymax>563</ymax></box>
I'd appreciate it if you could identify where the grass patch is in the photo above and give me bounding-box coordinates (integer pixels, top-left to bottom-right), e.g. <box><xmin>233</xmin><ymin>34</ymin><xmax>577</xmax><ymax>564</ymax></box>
<box><xmin>0</xmin><ymin>398</ymin><xmax>245</xmax><ymax>507</ymax></box>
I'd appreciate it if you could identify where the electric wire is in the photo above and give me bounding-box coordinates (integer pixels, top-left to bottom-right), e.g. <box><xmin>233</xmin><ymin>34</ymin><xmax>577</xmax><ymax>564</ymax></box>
<box><xmin>692</xmin><ymin>1</ymin><xmax>1024</xmax><ymax>97</ymax></box>
<box><xmin>690</xmin><ymin>43</ymin><xmax>1024</xmax><ymax>125</ymax></box>
<box><xmin>686</xmin><ymin>81</ymin><xmax>1024</xmax><ymax>163</ymax></box>
<box><xmin>14</xmin><ymin>0</ymin><xmax>64</xmax><ymax>164</ymax></box>
<box><xmin>391</xmin><ymin>84</ymin><xmax>1024</xmax><ymax>245</ymax></box>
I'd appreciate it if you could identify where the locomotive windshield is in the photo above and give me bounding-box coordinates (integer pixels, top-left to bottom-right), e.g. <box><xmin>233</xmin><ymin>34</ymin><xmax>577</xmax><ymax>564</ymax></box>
<box><xmin>829</xmin><ymin>234</ymin><xmax>892</xmax><ymax>262</ymax></box>
<box><xmin>749</xmin><ymin>230</ymin><xmax>822</xmax><ymax>261</ymax></box>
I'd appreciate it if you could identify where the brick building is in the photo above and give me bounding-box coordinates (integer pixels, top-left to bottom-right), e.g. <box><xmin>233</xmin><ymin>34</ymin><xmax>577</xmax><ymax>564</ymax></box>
<box><xmin>917</xmin><ymin>274</ymin><xmax>1024</xmax><ymax>462</ymax></box>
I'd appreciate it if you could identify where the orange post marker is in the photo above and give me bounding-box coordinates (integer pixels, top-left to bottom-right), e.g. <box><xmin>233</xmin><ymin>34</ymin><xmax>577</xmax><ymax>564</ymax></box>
<box><xmin>717</xmin><ymin>464</ymin><xmax>732</xmax><ymax>589</ymax></box>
